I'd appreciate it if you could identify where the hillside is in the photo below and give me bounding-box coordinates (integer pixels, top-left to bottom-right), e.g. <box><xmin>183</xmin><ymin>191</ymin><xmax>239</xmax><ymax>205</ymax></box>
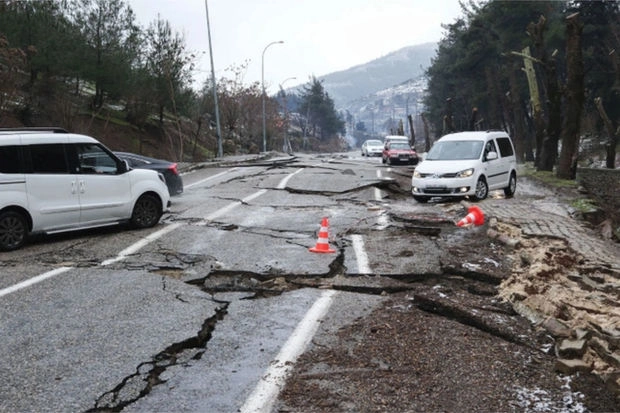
<box><xmin>305</xmin><ymin>43</ymin><xmax>436</xmax><ymax>140</ymax></box>
<box><xmin>2</xmin><ymin>42</ymin><xmax>438</xmax><ymax>159</ymax></box>
<box><xmin>318</xmin><ymin>43</ymin><xmax>436</xmax><ymax>107</ymax></box>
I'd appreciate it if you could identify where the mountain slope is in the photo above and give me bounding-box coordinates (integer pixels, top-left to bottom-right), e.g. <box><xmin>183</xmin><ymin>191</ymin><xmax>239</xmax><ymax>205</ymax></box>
<box><xmin>318</xmin><ymin>42</ymin><xmax>437</xmax><ymax>108</ymax></box>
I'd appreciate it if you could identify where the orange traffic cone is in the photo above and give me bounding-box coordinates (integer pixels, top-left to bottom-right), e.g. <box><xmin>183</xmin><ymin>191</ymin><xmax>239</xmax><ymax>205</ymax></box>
<box><xmin>309</xmin><ymin>217</ymin><xmax>336</xmax><ymax>253</ymax></box>
<box><xmin>456</xmin><ymin>205</ymin><xmax>485</xmax><ymax>227</ymax></box>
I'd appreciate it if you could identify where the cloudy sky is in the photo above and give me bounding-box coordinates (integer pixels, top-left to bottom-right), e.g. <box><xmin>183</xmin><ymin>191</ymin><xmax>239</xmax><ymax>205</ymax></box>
<box><xmin>128</xmin><ymin>0</ymin><xmax>465</xmax><ymax>93</ymax></box>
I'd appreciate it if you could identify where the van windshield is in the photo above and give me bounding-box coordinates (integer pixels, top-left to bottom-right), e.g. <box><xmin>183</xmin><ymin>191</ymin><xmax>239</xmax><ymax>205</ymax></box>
<box><xmin>426</xmin><ymin>140</ymin><xmax>484</xmax><ymax>160</ymax></box>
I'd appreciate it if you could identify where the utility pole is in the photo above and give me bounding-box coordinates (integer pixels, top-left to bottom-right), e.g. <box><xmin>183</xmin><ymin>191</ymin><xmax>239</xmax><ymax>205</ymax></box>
<box><xmin>204</xmin><ymin>0</ymin><xmax>223</xmax><ymax>158</ymax></box>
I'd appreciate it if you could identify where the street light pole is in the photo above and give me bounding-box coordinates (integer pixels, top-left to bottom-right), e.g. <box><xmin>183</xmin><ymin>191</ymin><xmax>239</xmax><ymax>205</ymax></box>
<box><xmin>262</xmin><ymin>40</ymin><xmax>284</xmax><ymax>153</ymax></box>
<box><xmin>204</xmin><ymin>0</ymin><xmax>223</xmax><ymax>158</ymax></box>
<box><xmin>279</xmin><ymin>77</ymin><xmax>296</xmax><ymax>154</ymax></box>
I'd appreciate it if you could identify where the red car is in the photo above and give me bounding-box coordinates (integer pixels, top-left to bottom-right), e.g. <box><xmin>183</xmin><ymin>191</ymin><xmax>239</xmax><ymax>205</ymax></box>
<box><xmin>382</xmin><ymin>141</ymin><xmax>419</xmax><ymax>165</ymax></box>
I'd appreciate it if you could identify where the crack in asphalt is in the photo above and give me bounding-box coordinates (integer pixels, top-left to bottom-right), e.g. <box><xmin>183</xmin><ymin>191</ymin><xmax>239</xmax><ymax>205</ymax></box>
<box><xmin>85</xmin><ymin>299</ymin><xmax>229</xmax><ymax>413</ymax></box>
<box><xmin>283</xmin><ymin>178</ymin><xmax>401</xmax><ymax>196</ymax></box>
<box><xmin>84</xmin><ymin>224</ymin><xmax>518</xmax><ymax>412</ymax></box>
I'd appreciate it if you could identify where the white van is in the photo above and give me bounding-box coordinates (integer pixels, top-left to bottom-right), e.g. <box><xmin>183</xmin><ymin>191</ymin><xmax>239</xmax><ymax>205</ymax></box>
<box><xmin>0</xmin><ymin>128</ymin><xmax>170</xmax><ymax>250</ymax></box>
<box><xmin>411</xmin><ymin>131</ymin><xmax>517</xmax><ymax>202</ymax></box>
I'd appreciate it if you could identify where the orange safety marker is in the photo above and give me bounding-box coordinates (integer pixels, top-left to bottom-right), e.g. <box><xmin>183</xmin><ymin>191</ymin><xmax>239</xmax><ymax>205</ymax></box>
<box><xmin>309</xmin><ymin>217</ymin><xmax>336</xmax><ymax>253</ymax></box>
<box><xmin>456</xmin><ymin>205</ymin><xmax>485</xmax><ymax>227</ymax></box>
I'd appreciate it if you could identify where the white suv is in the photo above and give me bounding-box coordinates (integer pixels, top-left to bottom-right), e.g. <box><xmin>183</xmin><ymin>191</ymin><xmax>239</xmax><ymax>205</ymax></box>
<box><xmin>411</xmin><ymin>131</ymin><xmax>517</xmax><ymax>203</ymax></box>
<box><xmin>0</xmin><ymin>128</ymin><xmax>171</xmax><ymax>250</ymax></box>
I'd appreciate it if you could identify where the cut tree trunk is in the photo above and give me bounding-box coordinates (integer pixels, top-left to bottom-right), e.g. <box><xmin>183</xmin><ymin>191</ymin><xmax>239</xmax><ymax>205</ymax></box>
<box><xmin>557</xmin><ymin>13</ymin><xmax>585</xmax><ymax>180</ymax></box>
<box><xmin>594</xmin><ymin>97</ymin><xmax>618</xmax><ymax>169</ymax></box>
<box><xmin>520</xmin><ymin>46</ymin><xmax>545</xmax><ymax>168</ymax></box>
<box><xmin>407</xmin><ymin>114</ymin><xmax>416</xmax><ymax>148</ymax></box>
<box><xmin>421</xmin><ymin>113</ymin><xmax>431</xmax><ymax>152</ymax></box>
<box><xmin>507</xmin><ymin>63</ymin><xmax>527</xmax><ymax>162</ymax></box>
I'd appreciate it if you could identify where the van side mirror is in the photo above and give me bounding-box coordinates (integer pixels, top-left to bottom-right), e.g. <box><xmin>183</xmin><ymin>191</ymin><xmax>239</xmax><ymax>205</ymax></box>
<box><xmin>118</xmin><ymin>159</ymin><xmax>129</xmax><ymax>173</ymax></box>
<box><xmin>486</xmin><ymin>151</ymin><xmax>498</xmax><ymax>161</ymax></box>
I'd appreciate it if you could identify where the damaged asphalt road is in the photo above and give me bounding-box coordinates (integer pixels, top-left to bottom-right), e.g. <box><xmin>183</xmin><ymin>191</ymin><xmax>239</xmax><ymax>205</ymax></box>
<box><xmin>0</xmin><ymin>151</ymin><xmax>618</xmax><ymax>412</ymax></box>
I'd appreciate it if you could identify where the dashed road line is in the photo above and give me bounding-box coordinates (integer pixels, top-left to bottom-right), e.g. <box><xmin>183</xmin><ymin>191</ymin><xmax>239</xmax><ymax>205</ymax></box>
<box><xmin>185</xmin><ymin>167</ymin><xmax>239</xmax><ymax>189</ymax></box>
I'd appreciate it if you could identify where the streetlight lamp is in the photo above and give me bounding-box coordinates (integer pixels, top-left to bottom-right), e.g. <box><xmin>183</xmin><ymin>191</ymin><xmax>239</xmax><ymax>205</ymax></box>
<box><xmin>262</xmin><ymin>40</ymin><xmax>284</xmax><ymax>153</ymax></box>
<box><xmin>280</xmin><ymin>76</ymin><xmax>296</xmax><ymax>89</ymax></box>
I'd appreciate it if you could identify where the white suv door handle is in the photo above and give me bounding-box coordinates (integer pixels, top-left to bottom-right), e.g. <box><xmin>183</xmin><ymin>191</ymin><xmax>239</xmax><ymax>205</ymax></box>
<box><xmin>79</xmin><ymin>180</ymin><xmax>86</xmax><ymax>193</ymax></box>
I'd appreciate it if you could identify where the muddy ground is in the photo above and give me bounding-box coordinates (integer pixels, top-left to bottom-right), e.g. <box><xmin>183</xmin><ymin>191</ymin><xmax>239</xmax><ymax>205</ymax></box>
<box><xmin>275</xmin><ymin>173</ymin><xmax>619</xmax><ymax>412</ymax></box>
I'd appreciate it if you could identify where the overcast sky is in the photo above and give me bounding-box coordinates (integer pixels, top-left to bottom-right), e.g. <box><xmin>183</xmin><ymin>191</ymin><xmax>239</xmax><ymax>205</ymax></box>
<box><xmin>128</xmin><ymin>0</ymin><xmax>465</xmax><ymax>93</ymax></box>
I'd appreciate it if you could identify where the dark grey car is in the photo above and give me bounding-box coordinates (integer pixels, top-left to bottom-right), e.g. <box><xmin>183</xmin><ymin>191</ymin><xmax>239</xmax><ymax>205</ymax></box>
<box><xmin>114</xmin><ymin>152</ymin><xmax>183</xmax><ymax>196</ymax></box>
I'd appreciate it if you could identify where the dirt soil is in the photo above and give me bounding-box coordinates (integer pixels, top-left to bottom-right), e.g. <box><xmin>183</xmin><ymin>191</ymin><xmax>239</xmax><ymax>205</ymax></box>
<box><xmin>276</xmin><ymin>175</ymin><xmax>620</xmax><ymax>412</ymax></box>
<box><xmin>278</xmin><ymin>291</ymin><xmax>616</xmax><ymax>412</ymax></box>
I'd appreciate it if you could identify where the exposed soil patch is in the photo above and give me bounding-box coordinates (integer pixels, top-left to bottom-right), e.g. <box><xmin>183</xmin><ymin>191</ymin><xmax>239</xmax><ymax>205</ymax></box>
<box><xmin>277</xmin><ymin>282</ymin><xmax>618</xmax><ymax>412</ymax></box>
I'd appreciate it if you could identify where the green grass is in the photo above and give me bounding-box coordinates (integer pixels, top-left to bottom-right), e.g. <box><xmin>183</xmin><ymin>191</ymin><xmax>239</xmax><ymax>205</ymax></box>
<box><xmin>570</xmin><ymin>198</ymin><xmax>599</xmax><ymax>213</ymax></box>
<box><xmin>519</xmin><ymin>163</ymin><xmax>579</xmax><ymax>189</ymax></box>
<box><xmin>519</xmin><ymin>162</ymin><xmax>603</xmax><ymax>214</ymax></box>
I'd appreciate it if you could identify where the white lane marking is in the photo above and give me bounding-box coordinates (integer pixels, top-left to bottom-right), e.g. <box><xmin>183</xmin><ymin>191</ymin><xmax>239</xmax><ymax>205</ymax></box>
<box><xmin>205</xmin><ymin>189</ymin><xmax>268</xmax><ymax>221</ymax></box>
<box><xmin>100</xmin><ymin>223</ymin><xmax>182</xmax><ymax>266</ymax></box>
<box><xmin>243</xmin><ymin>189</ymin><xmax>269</xmax><ymax>203</ymax></box>
<box><xmin>277</xmin><ymin>168</ymin><xmax>303</xmax><ymax>189</ymax></box>
<box><xmin>206</xmin><ymin>166</ymin><xmax>299</xmax><ymax>221</ymax></box>
<box><xmin>375</xmin><ymin>170</ymin><xmax>389</xmax><ymax>229</ymax></box>
<box><xmin>374</xmin><ymin>169</ymin><xmax>382</xmax><ymax>200</ymax></box>
<box><xmin>351</xmin><ymin>234</ymin><xmax>372</xmax><ymax>274</ymax></box>
<box><xmin>240</xmin><ymin>289</ymin><xmax>338</xmax><ymax>413</ymax></box>
<box><xmin>185</xmin><ymin>167</ymin><xmax>239</xmax><ymax>189</ymax></box>
<box><xmin>0</xmin><ymin>267</ymin><xmax>72</xmax><ymax>298</ymax></box>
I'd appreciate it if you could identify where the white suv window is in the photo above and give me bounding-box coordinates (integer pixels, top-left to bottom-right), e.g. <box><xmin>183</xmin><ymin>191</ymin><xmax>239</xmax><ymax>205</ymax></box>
<box><xmin>0</xmin><ymin>146</ymin><xmax>22</xmax><ymax>173</ymax></box>
<box><xmin>29</xmin><ymin>144</ymin><xmax>69</xmax><ymax>173</ymax></box>
<box><xmin>77</xmin><ymin>144</ymin><xmax>118</xmax><ymax>174</ymax></box>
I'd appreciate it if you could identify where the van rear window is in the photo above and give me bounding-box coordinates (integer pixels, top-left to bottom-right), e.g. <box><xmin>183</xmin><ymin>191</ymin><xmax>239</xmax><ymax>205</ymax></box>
<box><xmin>0</xmin><ymin>146</ymin><xmax>22</xmax><ymax>173</ymax></box>
<box><xmin>29</xmin><ymin>144</ymin><xmax>69</xmax><ymax>173</ymax></box>
<box><xmin>496</xmin><ymin>137</ymin><xmax>514</xmax><ymax>157</ymax></box>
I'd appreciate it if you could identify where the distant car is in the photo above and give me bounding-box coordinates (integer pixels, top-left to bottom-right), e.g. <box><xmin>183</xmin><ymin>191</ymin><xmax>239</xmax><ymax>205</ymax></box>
<box><xmin>382</xmin><ymin>141</ymin><xmax>419</xmax><ymax>165</ymax></box>
<box><xmin>361</xmin><ymin>139</ymin><xmax>384</xmax><ymax>157</ymax></box>
<box><xmin>114</xmin><ymin>152</ymin><xmax>183</xmax><ymax>196</ymax></box>
<box><xmin>383</xmin><ymin>135</ymin><xmax>410</xmax><ymax>149</ymax></box>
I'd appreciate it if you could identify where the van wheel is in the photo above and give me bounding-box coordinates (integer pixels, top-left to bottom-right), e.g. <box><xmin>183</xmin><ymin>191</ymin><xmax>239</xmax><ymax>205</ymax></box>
<box><xmin>131</xmin><ymin>194</ymin><xmax>162</xmax><ymax>228</ymax></box>
<box><xmin>471</xmin><ymin>177</ymin><xmax>488</xmax><ymax>201</ymax></box>
<box><xmin>0</xmin><ymin>211</ymin><xmax>28</xmax><ymax>251</ymax></box>
<box><xmin>504</xmin><ymin>172</ymin><xmax>517</xmax><ymax>197</ymax></box>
